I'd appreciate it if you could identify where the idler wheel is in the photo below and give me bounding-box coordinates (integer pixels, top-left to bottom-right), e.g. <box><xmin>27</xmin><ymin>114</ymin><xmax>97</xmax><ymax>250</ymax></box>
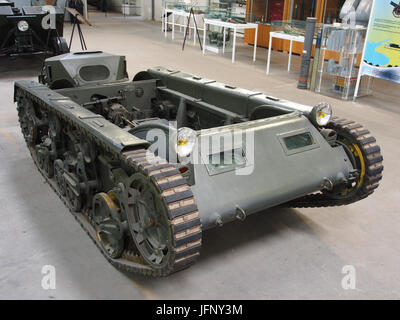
<box><xmin>325</xmin><ymin>118</ymin><xmax>383</xmax><ymax>200</ymax></box>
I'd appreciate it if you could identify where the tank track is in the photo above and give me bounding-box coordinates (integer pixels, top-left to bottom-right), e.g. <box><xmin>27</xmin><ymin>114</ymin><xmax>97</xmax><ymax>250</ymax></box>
<box><xmin>16</xmin><ymin>89</ymin><xmax>202</xmax><ymax>276</ymax></box>
<box><xmin>285</xmin><ymin>116</ymin><xmax>383</xmax><ymax>208</ymax></box>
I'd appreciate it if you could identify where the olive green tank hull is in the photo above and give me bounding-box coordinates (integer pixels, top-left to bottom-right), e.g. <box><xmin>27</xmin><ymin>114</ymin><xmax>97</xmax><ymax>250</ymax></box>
<box><xmin>13</xmin><ymin>52</ymin><xmax>383</xmax><ymax>275</ymax></box>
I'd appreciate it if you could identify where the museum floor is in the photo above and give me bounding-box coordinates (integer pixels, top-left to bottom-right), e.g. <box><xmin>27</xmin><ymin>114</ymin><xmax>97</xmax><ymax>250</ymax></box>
<box><xmin>0</xmin><ymin>12</ymin><xmax>399</xmax><ymax>299</ymax></box>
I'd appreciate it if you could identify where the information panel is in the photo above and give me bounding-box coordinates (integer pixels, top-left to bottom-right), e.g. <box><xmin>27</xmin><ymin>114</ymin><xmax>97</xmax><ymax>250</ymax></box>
<box><xmin>360</xmin><ymin>0</ymin><xmax>400</xmax><ymax>84</ymax></box>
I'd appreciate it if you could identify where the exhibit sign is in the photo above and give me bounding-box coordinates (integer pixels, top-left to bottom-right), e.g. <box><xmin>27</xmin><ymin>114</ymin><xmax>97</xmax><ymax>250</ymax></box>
<box><xmin>359</xmin><ymin>0</ymin><xmax>400</xmax><ymax>84</ymax></box>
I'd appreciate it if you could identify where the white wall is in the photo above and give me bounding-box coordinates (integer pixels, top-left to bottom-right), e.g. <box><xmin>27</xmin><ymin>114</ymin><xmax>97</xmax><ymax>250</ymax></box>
<box><xmin>141</xmin><ymin>0</ymin><xmax>155</xmax><ymax>20</ymax></box>
<box><xmin>107</xmin><ymin>0</ymin><xmax>142</xmax><ymax>15</ymax></box>
<box><xmin>102</xmin><ymin>0</ymin><xmax>210</xmax><ymax>21</ymax></box>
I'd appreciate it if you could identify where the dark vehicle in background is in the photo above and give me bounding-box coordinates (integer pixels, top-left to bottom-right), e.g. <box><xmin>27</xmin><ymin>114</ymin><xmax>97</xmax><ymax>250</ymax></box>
<box><xmin>0</xmin><ymin>0</ymin><xmax>69</xmax><ymax>57</ymax></box>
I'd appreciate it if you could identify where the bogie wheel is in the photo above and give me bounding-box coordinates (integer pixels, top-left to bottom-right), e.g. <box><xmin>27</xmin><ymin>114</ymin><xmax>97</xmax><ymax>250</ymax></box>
<box><xmin>92</xmin><ymin>193</ymin><xmax>124</xmax><ymax>259</ymax></box>
<box><xmin>326</xmin><ymin>117</ymin><xmax>383</xmax><ymax>201</ymax></box>
<box><xmin>36</xmin><ymin>146</ymin><xmax>45</xmax><ymax>170</ymax></box>
<box><xmin>37</xmin><ymin>146</ymin><xmax>54</xmax><ymax>178</ymax></box>
<box><xmin>17</xmin><ymin>97</ymin><xmax>38</xmax><ymax>146</ymax></box>
<box><xmin>54</xmin><ymin>159</ymin><xmax>66</xmax><ymax>196</ymax></box>
<box><xmin>65</xmin><ymin>173</ymin><xmax>82</xmax><ymax>212</ymax></box>
<box><xmin>128</xmin><ymin>173</ymin><xmax>173</xmax><ymax>268</ymax></box>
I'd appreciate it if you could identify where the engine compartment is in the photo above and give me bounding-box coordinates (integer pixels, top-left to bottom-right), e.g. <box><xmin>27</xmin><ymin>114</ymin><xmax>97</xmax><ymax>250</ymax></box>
<box><xmin>56</xmin><ymin>78</ymin><xmax>294</xmax><ymax>133</ymax></box>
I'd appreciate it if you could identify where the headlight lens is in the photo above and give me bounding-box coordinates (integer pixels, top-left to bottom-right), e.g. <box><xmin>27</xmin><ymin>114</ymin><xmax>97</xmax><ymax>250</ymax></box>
<box><xmin>17</xmin><ymin>20</ymin><xmax>29</xmax><ymax>32</ymax></box>
<box><xmin>311</xmin><ymin>102</ymin><xmax>332</xmax><ymax>126</ymax></box>
<box><xmin>175</xmin><ymin>127</ymin><xmax>196</xmax><ymax>158</ymax></box>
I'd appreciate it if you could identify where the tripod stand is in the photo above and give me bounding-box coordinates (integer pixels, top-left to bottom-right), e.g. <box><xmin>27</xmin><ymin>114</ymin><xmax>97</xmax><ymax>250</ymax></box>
<box><xmin>69</xmin><ymin>14</ymin><xmax>87</xmax><ymax>50</ymax></box>
<box><xmin>182</xmin><ymin>7</ymin><xmax>203</xmax><ymax>51</ymax></box>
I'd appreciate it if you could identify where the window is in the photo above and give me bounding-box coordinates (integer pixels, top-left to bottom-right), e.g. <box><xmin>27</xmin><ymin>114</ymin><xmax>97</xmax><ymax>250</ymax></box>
<box><xmin>278</xmin><ymin>129</ymin><xmax>319</xmax><ymax>156</ymax></box>
<box><xmin>283</xmin><ymin>132</ymin><xmax>314</xmax><ymax>150</ymax></box>
<box><xmin>205</xmin><ymin>147</ymin><xmax>247</xmax><ymax>175</ymax></box>
<box><xmin>79</xmin><ymin>65</ymin><xmax>110</xmax><ymax>82</ymax></box>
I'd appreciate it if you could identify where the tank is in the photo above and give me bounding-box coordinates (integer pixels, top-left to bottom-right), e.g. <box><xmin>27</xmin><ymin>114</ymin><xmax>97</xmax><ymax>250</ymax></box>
<box><xmin>14</xmin><ymin>51</ymin><xmax>383</xmax><ymax>276</ymax></box>
<box><xmin>0</xmin><ymin>1</ymin><xmax>68</xmax><ymax>57</ymax></box>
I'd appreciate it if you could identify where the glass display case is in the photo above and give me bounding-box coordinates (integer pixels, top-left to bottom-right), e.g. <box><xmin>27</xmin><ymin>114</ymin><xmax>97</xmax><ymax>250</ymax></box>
<box><xmin>270</xmin><ymin>19</ymin><xmax>322</xmax><ymax>37</ymax></box>
<box><xmin>203</xmin><ymin>8</ymin><xmax>235</xmax><ymax>53</ymax></box>
<box><xmin>209</xmin><ymin>0</ymin><xmax>248</xmax><ymax>18</ymax></box>
<box><xmin>203</xmin><ymin>3</ymin><xmax>248</xmax><ymax>53</ymax></box>
<box><xmin>162</xmin><ymin>1</ymin><xmax>208</xmax><ymax>36</ymax></box>
<box><xmin>315</xmin><ymin>24</ymin><xmax>372</xmax><ymax>100</ymax></box>
<box><xmin>164</xmin><ymin>1</ymin><xmax>207</xmax><ymax>14</ymax></box>
<box><xmin>204</xmin><ymin>28</ymin><xmax>234</xmax><ymax>52</ymax></box>
<box><xmin>164</xmin><ymin>1</ymin><xmax>188</xmax><ymax>10</ymax></box>
<box><xmin>204</xmin><ymin>7</ymin><xmax>247</xmax><ymax>23</ymax></box>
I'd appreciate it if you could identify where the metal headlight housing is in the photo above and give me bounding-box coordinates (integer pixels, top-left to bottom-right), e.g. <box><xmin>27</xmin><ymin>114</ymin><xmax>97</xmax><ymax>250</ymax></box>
<box><xmin>310</xmin><ymin>102</ymin><xmax>332</xmax><ymax>127</ymax></box>
<box><xmin>175</xmin><ymin>127</ymin><xmax>196</xmax><ymax>158</ymax></box>
<box><xmin>17</xmin><ymin>20</ymin><xmax>29</xmax><ymax>32</ymax></box>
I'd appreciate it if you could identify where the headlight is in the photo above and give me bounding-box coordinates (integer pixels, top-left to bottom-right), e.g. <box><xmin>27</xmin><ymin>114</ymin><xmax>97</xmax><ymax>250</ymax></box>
<box><xmin>17</xmin><ymin>20</ymin><xmax>29</xmax><ymax>32</ymax></box>
<box><xmin>175</xmin><ymin>127</ymin><xmax>196</xmax><ymax>158</ymax></box>
<box><xmin>311</xmin><ymin>102</ymin><xmax>332</xmax><ymax>126</ymax></box>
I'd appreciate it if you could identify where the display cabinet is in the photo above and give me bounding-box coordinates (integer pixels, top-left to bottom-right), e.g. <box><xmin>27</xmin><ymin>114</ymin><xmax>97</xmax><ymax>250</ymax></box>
<box><xmin>164</xmin><ymin>1</ymin><xmax>188</xmax><ymax>10</ymax></box>
<box><xmin>203</xmin><ymin>4</ymin><xmax>248</xmax><ymax>53</ymax></box>
<box><xmin>203</xmin><ymin>8</ymin><xmax>239</xmax><ymax>53</ymax></box>
<box><xmin>204</xmin><ymin>5</ymin><xmax>247</xmax><ymax>23</ymax></box>
<box><xmin>270</xmin><ymin>19</ymin><xmax>321</xmax><ymax>36</ymax></box>
<box><xmin>209</xmin><ymin>0</ymin><xmax>248</xmax><ymax>18</ymax></box>
<box><xmin>202</xmin><ymin>3</ymin><xmax>258</xmax><ymax>61</ymax></box>
<box><xmin>164</xmin><ymin>1</ymin><xmax>207</xmax><ymax>13</ymax></box>
<box><xmin>315</xmin><ymin>24</ymin><xmax>371</xmax><ymax>100</ymax></box>
<box><xmin>244</xmin><ymin>0</ymin><xmax>331</xmax><ymax>53</ymax></box>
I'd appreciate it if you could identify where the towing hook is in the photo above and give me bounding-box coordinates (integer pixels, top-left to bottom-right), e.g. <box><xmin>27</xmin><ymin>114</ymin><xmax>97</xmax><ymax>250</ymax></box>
<box><xmin>215</xmin><ymin>214</ymin><xmax>224</xmax><ymax>227</ymax></box>
<box><xmin>236</xmin><ymin>206</ymin><xmax>247</xmax><ymax>221</ymax></box>
<box><xmin>320</xmin><ymin>178</ymin><xmax>334</xmax><ymax>191</ymax></box>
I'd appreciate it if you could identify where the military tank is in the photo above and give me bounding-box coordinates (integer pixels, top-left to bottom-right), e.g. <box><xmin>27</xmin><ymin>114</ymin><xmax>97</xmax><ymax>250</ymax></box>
<box><xmin>15</xmin><ymin>51</ymin><xmax>383</xmax><ymax>276</ymax></box>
